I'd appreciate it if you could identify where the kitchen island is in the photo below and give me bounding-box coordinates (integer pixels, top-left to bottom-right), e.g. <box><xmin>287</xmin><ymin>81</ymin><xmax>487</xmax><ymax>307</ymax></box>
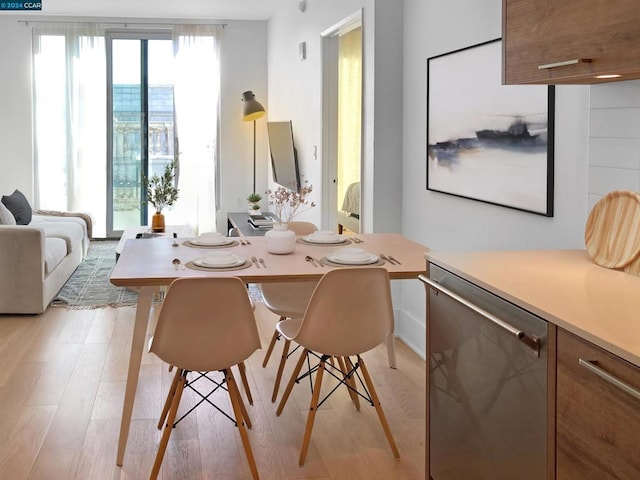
<box><xmin>423</xmin><ymin>249</ymin><xmax>640</xmax><ymax>479</ymax></box>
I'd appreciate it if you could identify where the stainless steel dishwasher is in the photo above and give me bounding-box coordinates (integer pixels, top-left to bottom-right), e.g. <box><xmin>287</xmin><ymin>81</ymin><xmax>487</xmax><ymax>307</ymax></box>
<box><xmin>420</xmin><ymin>264</ymin><xmax>549</xmax><ymax>480</ymax></box>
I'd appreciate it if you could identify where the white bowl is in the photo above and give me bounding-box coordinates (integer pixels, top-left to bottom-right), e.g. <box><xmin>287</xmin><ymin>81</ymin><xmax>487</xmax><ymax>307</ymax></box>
<box><xmin>199</xmin><ymin>251</ymin><xmax>236</xmax><ymax>266</ymax></box>
<box><xmin>335</xmin><ymin>247</ymin><xmax>368</xmax><ymax>261</ymax></box>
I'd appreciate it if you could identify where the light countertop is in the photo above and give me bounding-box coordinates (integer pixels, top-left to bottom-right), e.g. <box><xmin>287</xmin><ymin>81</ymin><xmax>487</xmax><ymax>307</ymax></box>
<box><xmin>425</xmin><ymin>249</ymin><xmax>640</xmax><ymax>367</ymax></box>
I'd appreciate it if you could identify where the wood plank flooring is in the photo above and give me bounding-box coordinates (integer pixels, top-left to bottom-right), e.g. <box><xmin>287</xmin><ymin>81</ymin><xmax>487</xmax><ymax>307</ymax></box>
<box><xmin>0</xmin><ymin>301</ymin><xmax>426</xmax><ymax>479</ymax></box>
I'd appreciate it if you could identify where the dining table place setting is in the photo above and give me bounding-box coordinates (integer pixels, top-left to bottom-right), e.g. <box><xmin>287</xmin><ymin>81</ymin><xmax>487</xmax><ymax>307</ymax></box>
<box><xmin>110</xmin><ymin>231</ymin><xmax>428</xmax><ymax>466</ymax></box>
<box><xmin>182</xmin><ymin>231</ymin><xmax>240</xmax><ymax>248</ymax></box>
<box><xmin>296</xmin><ymin>229</ymin><xmax>353</xmax><ymax>246</ymax></box>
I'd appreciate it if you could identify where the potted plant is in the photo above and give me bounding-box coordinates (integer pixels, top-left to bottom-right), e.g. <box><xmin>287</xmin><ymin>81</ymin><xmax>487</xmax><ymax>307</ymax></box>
<box><xmin>247</xmin><ymin>192</ymin><xmax>262</xmax><ymax>215</ymax></box>
<box><xmin>143</xmin><ymin>160</ymin><xmax>179</xmax><ymax>232</ymax></box>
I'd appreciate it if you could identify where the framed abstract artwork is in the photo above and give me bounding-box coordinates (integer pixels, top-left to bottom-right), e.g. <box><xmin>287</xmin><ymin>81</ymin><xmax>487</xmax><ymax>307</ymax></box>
<box><xmin>427</xmin><ymin>38</ymin><xmax>555</xmax><ymax>216</ymax></box>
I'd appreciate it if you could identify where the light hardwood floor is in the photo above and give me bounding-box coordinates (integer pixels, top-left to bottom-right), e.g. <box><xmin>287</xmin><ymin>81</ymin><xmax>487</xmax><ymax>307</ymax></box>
<box><xmin>0</xmin><ymin>301</ymin><xmax>426</xmax><ymax>479</ymax></box>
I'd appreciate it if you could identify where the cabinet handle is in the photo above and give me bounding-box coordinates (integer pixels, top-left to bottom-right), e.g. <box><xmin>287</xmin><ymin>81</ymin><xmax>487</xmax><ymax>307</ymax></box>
<box><xmin>538</xmin><ymin>58</ymin><xmax>592</xmax><ymax>70</ymax></box>
<box><xmin>579</xmin><ymin>358</ymin><xmax>640</xmax><ymax>401</ymax></box>
<box><xmin>419</xmin><ymin>275</ymin><xmax>541</xmax><ymax>357</ymax></box>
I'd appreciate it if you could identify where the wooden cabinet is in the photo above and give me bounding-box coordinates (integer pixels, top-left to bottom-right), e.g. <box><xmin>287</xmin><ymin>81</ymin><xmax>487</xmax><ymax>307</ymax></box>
<box><xmin>556</xmin><ymin>328</ymin><xmax>640</xmax><ymax>479</ymax></box>
<box><xmin>503</xmin><ymin>0</ymin><xmax>640</xmax><ymax>84</ymax></box>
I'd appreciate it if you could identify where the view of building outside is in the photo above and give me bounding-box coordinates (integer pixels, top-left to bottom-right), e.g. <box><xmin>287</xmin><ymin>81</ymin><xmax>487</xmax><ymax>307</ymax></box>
<box><xmin>111</xmin><ymin>38</ymin><xmax>175</xmax><ymax>231</ymax></box>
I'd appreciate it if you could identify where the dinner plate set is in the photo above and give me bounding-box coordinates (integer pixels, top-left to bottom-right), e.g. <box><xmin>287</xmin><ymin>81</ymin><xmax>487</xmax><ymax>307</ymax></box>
<box><xmin>189</xmin><ymin>232</ymin><xmax>235</xmax><ymax>246</ymax></box>
<box><xmin>193</xmin><ymin>251</ymin><xmax>247</xmax><ymax>268</ymax></box>
<box><xmin>325</xmin><ymin>247</ymin><xmax>379</xmax><ymax>265</ymax></box>
<box><xmin>302</xmin><ymin>230</ymin><xmax>350</xmax><ymax>245</ymax></box>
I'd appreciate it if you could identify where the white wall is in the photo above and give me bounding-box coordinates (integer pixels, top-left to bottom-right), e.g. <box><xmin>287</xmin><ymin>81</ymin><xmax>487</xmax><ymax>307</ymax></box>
<box><xmin>0</xmin><ymin>15</ymin><xmax>268</xmax><ymax>238</ymax></box>
<box><xmin>266</xmin><ymin>0</ymin><xmax>404</xmax><ymax>233</ymax></box>
<box><xmin>588</xmin><ymin>80</ymin><xmax>640</xmax><ymax>210</ymax></box>
<box><xmin>0</xmin><ymin>18</ymin><xmax>33</xmax><ymax>198</ymax></box>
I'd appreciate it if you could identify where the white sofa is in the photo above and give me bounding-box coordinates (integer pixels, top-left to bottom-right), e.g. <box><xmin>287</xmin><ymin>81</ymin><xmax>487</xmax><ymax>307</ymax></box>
<box><xmin>0</xmin><ymin>213</ymin><xmax>90</xmax><ymax>314</ymax></box>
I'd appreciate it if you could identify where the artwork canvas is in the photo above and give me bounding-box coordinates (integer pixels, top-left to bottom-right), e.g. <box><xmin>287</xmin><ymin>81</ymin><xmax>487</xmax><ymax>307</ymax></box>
<box><xmin>427</xmin><ymin>39</ymin><xmax>554</xmax><ymax>216</ymax></box>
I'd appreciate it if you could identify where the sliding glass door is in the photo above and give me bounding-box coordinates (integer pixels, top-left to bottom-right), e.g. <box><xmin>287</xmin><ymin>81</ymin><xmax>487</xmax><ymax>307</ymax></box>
<box><xmin>107</xmin><ymin>32</ymin><xmax>175</xmax><ymax>237</ymax></box>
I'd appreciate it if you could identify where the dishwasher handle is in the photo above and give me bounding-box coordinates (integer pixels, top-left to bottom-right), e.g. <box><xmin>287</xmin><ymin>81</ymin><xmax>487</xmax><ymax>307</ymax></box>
<box><xmin>419</xmin><ymin>274</ymin><xmax>541</xmax><ymax>357</ymax></box>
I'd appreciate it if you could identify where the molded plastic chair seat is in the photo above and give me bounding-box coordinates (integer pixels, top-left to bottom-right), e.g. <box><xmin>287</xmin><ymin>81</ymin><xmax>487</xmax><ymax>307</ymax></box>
<box><xmin>148</xmin><ymin>277</ymin><xmax>261</xmax><ymax>480</ymax></box>
<box><xmin>275</xmin><ymin>267</ymin><xmax>400</xmax><ymax>466</ymax></box>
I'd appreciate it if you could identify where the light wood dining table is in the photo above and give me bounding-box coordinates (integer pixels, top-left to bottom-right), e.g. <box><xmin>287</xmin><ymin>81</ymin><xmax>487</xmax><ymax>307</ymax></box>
<box><xmin>109</xmin><ymin>232</ymin><xmax>428</xmax><ymax>466</ymax></box>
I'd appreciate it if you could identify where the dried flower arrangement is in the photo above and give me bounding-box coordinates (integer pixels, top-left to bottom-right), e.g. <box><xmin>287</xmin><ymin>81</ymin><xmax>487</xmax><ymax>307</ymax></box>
<box><xmin>266</xmin><ymin>182</ymin><xmax>316</xmax><ymax>224</ymax></box>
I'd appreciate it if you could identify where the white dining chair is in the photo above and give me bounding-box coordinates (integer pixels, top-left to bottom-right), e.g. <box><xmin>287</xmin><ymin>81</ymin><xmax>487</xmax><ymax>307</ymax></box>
<box><xmin>148</xmin><ymin>277</ymin><xmax>262</xmax><ymax>480</ymax></box>
<box><xmin>275</xmin><ymin>267</ymin><xmax>400</xmax><ymax>466</ymax></box>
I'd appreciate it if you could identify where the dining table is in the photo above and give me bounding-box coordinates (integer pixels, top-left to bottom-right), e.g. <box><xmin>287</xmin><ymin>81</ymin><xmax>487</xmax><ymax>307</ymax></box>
<box><xmin>109</xmin><ymin>232</ymin><xmax>428</xmax><ymax>466</ymax></box>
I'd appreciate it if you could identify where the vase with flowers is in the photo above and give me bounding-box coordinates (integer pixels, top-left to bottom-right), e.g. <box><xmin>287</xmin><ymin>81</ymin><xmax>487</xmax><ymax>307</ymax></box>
<box><xmin>143</xmin><ymin>159</ymin><xmax>179</xmax><ymax>233</ymax></box>
<box><xmin>264</xmin><ymin>182</ymin><xmax>316</xmax><ymax>254</ymax></box>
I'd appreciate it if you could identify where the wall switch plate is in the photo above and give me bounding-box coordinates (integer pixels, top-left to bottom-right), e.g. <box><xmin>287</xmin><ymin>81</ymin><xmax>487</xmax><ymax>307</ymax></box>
<box><xmin>299</xmin><ymin>41</ymin><xmax>307</xmax><ymax>61</ymax></box>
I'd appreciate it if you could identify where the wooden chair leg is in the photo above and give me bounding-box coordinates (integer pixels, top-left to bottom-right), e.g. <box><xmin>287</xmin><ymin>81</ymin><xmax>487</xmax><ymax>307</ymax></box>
<box><xmin>226</xmin><ymin>368</ymin><xmax>260</xmax><ymax>480</ymax></box>
<box><xmin>344</xmin><ymin>356</ymin><xmax>361</xmax><ymax>411</ymax></box>
<box><xmin>276</xmin><ymin>348</ymin><xmax>309</xmax><ymax>416</ymax></box>
<box><xmin>237</xmin><ymin>361</ymin><xmax>254</xmax><ymax>405</ymax></box>
<box><xmin>157</xmin><ymin>368</ymin><xmax>181</xmax><ymax>429</ymax></box>
<box><xmin>337</xmin><ymin>356</ymin><xmax>360</xmax><ymax>410</ymax></box>
<box><xmin>299</xmin><ymin>358</ymin><xmax>326</xmax><ymax>466</ymax></box>
<box><xmin>358</xmin><ymin>356</ymin><xmax>400</xmax><ymax>459</ymax></box>
<box><xmin>262</xmin><ymin>320</ymin><xmax>284</xmax><ymax>367</ymax></box>
<box><xmin>150</xmin><ymin>370</ymin><xmax>187</xmax><ymax>479</ymax></box>
<box><xmin>271</xmin><ymin>338</ymin><xmax>291</xmax><ymax>403</ymax></box>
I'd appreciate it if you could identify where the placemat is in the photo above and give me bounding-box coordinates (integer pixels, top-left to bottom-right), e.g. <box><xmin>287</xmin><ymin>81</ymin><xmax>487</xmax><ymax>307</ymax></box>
<box><xmin>183</xmin><ymin>240</ymin><xmax>240</xmax><ymax>249</ymax></box>
<box><xmin>320</xmin><ymin>257</ymin><xmax>384</xmax><ymax>267</ymax></box>
<box><xmin>185</xmin><ymin>259</ymin><xmax>253</xmax><ymax>271</ymax></box>
<box><xmin>297</xmin><ymin>238</ymin><xmax>352</xmax><ymax>247</ymax></box>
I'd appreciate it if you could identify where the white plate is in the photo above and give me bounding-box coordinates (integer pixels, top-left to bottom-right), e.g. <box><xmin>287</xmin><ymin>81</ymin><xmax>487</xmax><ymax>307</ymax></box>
<box><xmin>326</xmin><ymin>252</ymin><xmax>379</xmax><ymax>265</ymax></box>
<box><xmin>303</xmin><ymin>234</ymin><xmax>346</xmax><ymax>244</ymax></box>
<box><xmin>194</xmin><ymin>254</ymin><xmax>245</xmax><ymax>268</ymax></box>
<box><xmin>191</xmin><ymin>237</ymin><xmax>234</xmax><ymax>246</ymax></box>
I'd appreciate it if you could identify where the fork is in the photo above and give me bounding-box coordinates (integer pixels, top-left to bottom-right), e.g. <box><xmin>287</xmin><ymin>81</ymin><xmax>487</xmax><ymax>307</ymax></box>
<box><xmin>352</xmin><ymin>237</ymin><xmax>363</xmax><ymax>243</ymax></box>
<box><xmin>251</xmin><ymin>256</ymin><xmax>261</xmax><ymax>268</ymax></box>
<box><xmin>259</xmin><ymin>258</ymin><xmax>267</xmax><ymax>268</ymax></box>
<box><xmin>380</xmin><ymin>254</ymin><xmax>398</xmax><ymax>265</ymax></box>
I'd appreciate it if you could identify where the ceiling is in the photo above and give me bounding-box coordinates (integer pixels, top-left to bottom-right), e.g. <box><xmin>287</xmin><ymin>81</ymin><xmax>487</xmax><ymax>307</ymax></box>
<box><xmin>35</xmin><ymin>0</ymin><xmax>287</xmax><ymax>21</ymax></box>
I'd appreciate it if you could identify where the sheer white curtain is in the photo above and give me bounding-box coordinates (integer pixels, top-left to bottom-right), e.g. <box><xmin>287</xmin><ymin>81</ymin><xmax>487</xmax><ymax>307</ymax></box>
<box><xmin>169</xmin><ymin>25</ymin><xmax>221</xmax><ymax>234</ymax></box>
<box><xmin>32</xmin><ymin>25</ymin><xmax>107</xmax><ymax>236</ymax></box>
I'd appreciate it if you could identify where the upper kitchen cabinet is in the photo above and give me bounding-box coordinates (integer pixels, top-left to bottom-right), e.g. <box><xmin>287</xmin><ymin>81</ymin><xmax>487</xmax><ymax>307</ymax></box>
<box><xmin>503</xmin><ymin>0</ymin><xmax>640</xmax><ymax>84</ymax></box>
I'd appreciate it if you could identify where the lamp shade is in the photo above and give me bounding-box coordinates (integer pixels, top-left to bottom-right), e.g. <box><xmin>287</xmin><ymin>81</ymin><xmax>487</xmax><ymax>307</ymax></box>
<box><xmin>242</xmin><ymin>90</ymin><xmax>266</xmax><ymax>122</ymax></box>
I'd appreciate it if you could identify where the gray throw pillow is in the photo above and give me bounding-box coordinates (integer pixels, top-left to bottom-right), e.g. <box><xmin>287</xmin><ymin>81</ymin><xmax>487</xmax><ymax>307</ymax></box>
<box><xmin>0</xmin><ymin>200</ymin><xmax>16</xmax><ymax>225</ymax></box>
<box><xmin>1</xmin><ymin>189</ymin><xmax>32</xmax><ymax>225</ymax></box>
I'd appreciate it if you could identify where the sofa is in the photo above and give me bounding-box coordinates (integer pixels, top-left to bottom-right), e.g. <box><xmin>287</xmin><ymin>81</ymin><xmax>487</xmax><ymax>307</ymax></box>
<box><xmin>0</xmin><ymin>190</ymin><xmax>90</xmax><ymax>314</ymax></box>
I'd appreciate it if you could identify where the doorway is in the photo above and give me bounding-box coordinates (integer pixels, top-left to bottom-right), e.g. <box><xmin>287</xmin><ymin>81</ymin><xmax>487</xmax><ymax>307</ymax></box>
<box><xmin>106</xmin><ymin>32</ymin><xmax>176</xmax><ymax>238</ymax></box>
<box><xmin>321</xmin><ymin>10</ymin><xmax>363</xmax><ymax>233</ymax></box>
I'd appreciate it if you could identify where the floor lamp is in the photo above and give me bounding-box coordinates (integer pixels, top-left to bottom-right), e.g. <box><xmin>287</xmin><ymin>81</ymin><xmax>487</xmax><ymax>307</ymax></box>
<box><xmin>241</xmin><ymin>91</ymin><xmax>267</xmax><ymax>194</ymax></box>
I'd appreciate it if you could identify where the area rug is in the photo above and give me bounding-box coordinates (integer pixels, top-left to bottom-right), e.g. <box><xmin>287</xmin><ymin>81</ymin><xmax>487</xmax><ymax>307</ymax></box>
<box><xmin>51</xmin><ymin>241</ymin><xmax>138</xmax><ymax>309</ymax></box>
<box><xmin>52</xmin><ymin>240</ymin><xmax>263</xmax><ymax>309</ymax></box>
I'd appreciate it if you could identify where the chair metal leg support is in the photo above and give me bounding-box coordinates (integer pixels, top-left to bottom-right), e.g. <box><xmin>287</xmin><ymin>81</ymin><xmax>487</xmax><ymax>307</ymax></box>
<box><xmin>150</xmin><ymin>371</ymin><xmax>187</xmax><ymax>479</ymax></box>
<box><xmin>225</xmin><ymin>368</ymin><xmax>260</xmax><ymax>480</ymax></box>
<box><xmin>357</xmin><ymin>356</ymin><xmax>400</xmax><ymax>459</ymax></box>
<box><xmin>299</xmin><ymin>356</ymin><xmax>327</xmax><ymax>466</ymax></box>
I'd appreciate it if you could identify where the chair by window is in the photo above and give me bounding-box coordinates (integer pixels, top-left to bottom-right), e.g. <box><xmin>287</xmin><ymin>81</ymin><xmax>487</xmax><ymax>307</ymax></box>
<box><xmin>148</xmin><ymin>277</ymin><xmax>261</xmax><ymax>480</ymax></box>
<box><xmin>274</xmin><ymin>267</ymin><xmax>400</xmax><ymax>466</ymax></box>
